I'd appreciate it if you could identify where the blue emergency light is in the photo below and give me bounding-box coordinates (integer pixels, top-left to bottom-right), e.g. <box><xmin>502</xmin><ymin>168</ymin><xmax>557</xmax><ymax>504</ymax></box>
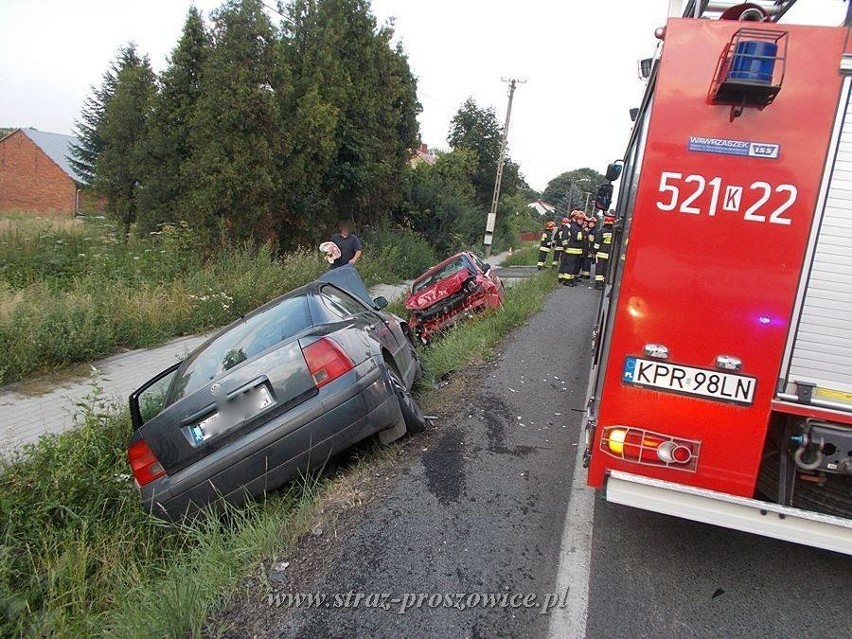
<box><xmin>728</xmin><ymin>40</ymin><xmax>778</xmax><ymax>85</ymax></box>
<box><xmin>711</xmin><ymin>28</ymin><xmax>788</xmax><ymax>118</ymax></box>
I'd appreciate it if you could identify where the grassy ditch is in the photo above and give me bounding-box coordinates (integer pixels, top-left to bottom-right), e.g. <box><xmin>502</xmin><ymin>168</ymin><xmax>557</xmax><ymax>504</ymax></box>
<box><xmin>0</xmin><ymin>216</ymin><xmax>436</xmax><ymax>385</ymax></box>
<box><xmin>0</xmin><ymin>271</ymin><xmax>556</xmax><ymax>638</ymax></box>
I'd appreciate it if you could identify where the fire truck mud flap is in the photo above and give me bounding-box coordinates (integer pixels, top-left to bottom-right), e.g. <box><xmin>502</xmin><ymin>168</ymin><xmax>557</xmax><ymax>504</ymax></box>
<box><xmin>604</xmin><ymin>470</ymin><xmax>852</xmax><ymax>556</ymax></box>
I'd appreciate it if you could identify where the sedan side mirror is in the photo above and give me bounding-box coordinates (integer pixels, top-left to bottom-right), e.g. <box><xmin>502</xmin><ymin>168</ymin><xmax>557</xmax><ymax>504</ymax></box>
<box><xmin>483</xmin><ymin>262</ymin><xmax>492</xmax><ymax>273</ymax></box>
<box><xmin>373</xmin><ymin>296</ymin><xmax>389</xmax><ymax>310</ymax></box>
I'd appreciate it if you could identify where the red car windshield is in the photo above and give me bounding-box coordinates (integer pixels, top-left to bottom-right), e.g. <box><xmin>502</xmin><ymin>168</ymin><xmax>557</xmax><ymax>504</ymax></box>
<box><xmin>412</xmin><ymin>255</ymin><xmax>472</xmax><ymax>293</ymax></box>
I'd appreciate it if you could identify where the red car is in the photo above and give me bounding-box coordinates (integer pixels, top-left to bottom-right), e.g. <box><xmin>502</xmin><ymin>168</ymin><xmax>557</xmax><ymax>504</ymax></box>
<box><xmin>405</xmin><ymin>252</ymin><xmax>505</xmax><ymax>344</ymax></box>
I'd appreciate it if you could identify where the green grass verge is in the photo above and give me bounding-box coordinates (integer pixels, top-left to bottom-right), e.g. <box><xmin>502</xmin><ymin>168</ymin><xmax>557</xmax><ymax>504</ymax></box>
<box><xmin>0</xmin><ymin>272</ymin><xmax>557</xmax><ymax>637</ymax></box>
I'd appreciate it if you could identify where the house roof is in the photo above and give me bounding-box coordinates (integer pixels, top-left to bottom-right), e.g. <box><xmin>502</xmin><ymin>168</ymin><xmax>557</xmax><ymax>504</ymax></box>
<box><xmin>528</xmin><ymin>199</ymin><xmax>556</xmax><ymax>213</ymax></box>
<box><xmin>15</xmin><ymin>128</ymin><xmax>83</xmax><ymax>183</ymax></box>
<box><xmin>410</xmin><ymin>143</ymin><xmax>436</xmax><ymax>166</ymax></box>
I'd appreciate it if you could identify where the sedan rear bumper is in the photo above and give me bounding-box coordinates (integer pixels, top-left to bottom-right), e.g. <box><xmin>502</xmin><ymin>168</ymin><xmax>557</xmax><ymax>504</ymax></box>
<box><xmin>142</xmin><ymin>358</ymin><xmax>400</xmax><ymax>519</ymax></box>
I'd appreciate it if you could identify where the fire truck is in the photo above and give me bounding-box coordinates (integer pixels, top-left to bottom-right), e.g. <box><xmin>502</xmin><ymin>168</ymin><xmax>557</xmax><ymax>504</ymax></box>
<box><xmin>585</xmin><ymin>0</ymin><xmax>852</xmax><ymax>554</ymax></box>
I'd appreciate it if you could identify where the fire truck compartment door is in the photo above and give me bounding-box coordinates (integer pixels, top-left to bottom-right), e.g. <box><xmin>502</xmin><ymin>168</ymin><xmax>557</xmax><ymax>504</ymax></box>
<box><xmin>785</xmin><ymin>84</ymin><xmax>852</xmax><ymax>412</ymax></box>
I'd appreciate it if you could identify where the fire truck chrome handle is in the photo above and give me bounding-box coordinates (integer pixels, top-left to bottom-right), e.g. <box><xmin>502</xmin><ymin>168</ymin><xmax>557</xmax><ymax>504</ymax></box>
<box><xmin>643</xmin><ymin>343</ymin><xmax>669</xmax><ymax>359</ymax></box>
<box><xmin>715</xmin><ymin>355</ymin><xmax>742</xmax><ymax>371</ymax></box>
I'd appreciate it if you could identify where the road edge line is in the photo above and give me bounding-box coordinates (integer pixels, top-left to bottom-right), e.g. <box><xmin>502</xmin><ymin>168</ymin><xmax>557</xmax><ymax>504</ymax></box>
<box><xmin>547</xmin><ymin>431</ymin><xmax>595</xmax><ymax>638</ymax></box>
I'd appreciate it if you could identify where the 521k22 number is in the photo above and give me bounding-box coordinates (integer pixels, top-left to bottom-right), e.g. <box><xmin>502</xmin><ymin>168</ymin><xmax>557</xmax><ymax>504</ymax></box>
<box><xmin>656</xmin><ymin>172</ymin><xmax>797</xmax><ymax>225</ymax></box>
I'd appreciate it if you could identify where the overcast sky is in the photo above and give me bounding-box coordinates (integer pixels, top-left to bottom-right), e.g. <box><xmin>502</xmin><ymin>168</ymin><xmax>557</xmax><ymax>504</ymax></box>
<box><xmin>0</xmin><ymin>0</ymin><xmax>846</xmax><ymax>191</ymax></box>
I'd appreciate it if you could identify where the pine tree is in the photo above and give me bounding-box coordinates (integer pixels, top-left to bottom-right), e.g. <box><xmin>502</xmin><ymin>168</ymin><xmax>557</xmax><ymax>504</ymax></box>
<box><xmin>138</xmin><ymin>7</ymin><xmax>210</xmax><ymax>232</ymax></box>
<box><xmin>183</xmin><ymin>0</ymin><xmax>287</xmax><ymax>243</ymax></box>
<box><xmin>91</xmin><ymin>44</ymin><xmax>157</xmax><ymax>236</ymax></box>
<box><xmin>69</xmin><ymin>53</ymin><xmax>123</xmax><ymax>185</ymax></box>
<box><xmin>280</xmin><ymin>0</ymin><xmax>420</xmax><ymax>241</ymax></box>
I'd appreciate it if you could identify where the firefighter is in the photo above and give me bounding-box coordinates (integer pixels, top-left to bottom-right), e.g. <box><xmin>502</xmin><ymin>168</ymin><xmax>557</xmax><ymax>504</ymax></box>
<box><xmin>594</xmin><ymin>214</ymin><xmax>615</xmax><ymax>289</ymax></box>
<box><xmin>580</xmin><ymin>216</ymin><xmax>597</xmax><ymax>280</ymax></box>
<box><xmin>559</xmin><ymin>210</ymin><xmax>585</xmax><ymax>286</ymax></box>
<box><xmin>537</xmin><ymin>220</ymin><xmax>556</xmax><ymax>269</ymax></box>
<box><xmin>551</xmin><ymin>217</ymin><xmax>568</xmax><ymax>269</ymax></box>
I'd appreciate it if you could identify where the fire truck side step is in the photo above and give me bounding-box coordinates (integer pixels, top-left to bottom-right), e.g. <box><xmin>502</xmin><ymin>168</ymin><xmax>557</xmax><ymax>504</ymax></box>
<box><xmin>605</xmin><ymin>470</ymin><xmax>852</xmax><ymax>555</ymax></box>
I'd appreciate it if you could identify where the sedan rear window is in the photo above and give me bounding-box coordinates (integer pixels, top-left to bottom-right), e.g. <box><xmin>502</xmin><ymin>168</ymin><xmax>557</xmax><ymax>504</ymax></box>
<box><xmin>167</xmin><ymin>295</ymin><xmax>312</xmax><ymax>403</ymax></box>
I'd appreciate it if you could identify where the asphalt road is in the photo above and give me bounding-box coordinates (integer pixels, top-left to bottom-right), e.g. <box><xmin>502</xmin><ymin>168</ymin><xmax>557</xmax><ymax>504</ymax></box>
<box><xmin>260</xmin><ymin>282</ymin><xmax>851</xmax><ymax>638</ymax></box>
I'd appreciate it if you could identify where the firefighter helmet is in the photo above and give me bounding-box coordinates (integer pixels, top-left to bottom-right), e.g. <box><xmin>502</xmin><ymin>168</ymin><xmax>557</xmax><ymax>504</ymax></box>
<box><xmin>604</xmin><ymin>215</ymin><xmax>615</xmax><ymax>225</ymax></box>
<box><xmin>546</xmin><ymin>220</ymin><xmax>556</xmax><ymax>230</ymax></box>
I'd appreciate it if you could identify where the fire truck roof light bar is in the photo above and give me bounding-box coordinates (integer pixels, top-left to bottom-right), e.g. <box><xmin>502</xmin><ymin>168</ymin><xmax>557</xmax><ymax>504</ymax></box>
<box><xmin>605</xmin><ymin>470</ymin><xmax>852</xmax><ymax>555</ymax></box>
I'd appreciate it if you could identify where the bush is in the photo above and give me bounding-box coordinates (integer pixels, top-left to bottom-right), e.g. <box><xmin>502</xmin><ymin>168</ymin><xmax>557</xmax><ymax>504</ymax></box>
<box><xmin>359</xmin><ymin>226</ymin><xmax>437</xmax><ymax>282</ymax></box>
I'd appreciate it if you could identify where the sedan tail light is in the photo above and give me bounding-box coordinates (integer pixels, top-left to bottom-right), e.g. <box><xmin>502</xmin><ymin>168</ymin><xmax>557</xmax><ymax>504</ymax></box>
<box><xmin>302</xmin><ymin>338</ymin><xmax>354</xmax><ymax>388</ymax></box>
<box><xmin>128</xmin><ymin>438</ymin><xmax>166</xmax><ymax>486</ymax></box>
<box><xmin>601</xmin><ymin>426</ymin><xmax>700</xmax><ymax>472</ymax></box>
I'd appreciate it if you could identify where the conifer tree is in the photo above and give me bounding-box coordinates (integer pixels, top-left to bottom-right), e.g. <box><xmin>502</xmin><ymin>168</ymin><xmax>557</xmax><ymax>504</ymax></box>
<box><xmin>88</xmin><ymin>44</ymin><xmax>156</xmax><ymax>235</ymax></box>
<box><xmin>138</xmin><ymin>7</ymin><xmax>210</xmax><ymax>232</ymax></box>
<box><xmin>183</xmin><ymin>0</ymin><xmax>287</xmax><ymax>243</ymax></box>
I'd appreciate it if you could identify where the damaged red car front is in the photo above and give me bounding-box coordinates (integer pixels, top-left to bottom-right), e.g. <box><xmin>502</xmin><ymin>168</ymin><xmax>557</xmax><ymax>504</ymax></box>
<box><xmin>405</xmin><ymin>252</ymin><xmax>504</xmax><ymax>344</ymax></box>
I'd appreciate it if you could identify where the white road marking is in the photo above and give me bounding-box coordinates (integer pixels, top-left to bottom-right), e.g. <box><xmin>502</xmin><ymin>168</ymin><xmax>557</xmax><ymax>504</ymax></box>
<box><xmin>547</xmin><ymin>432</ymin><xmax>595</xmax><ymax>639</ymax></box>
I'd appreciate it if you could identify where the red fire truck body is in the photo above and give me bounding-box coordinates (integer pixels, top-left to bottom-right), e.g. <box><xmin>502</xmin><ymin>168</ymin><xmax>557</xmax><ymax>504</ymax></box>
<box><xmin>586</xmin><ymin>3</ymin><xmax>851</xmax><ymax>554</ymax></box>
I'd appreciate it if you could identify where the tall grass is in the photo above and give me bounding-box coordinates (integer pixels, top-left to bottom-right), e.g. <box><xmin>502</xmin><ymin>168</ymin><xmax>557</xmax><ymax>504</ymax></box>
<box><xmin>0</xmin><ymin>379</ymin><xmax>327</xmax><ymax>638</ymax></box>
<box><xmin>0</xmin><ymin>216</ymin><xmax>437</xmax><ymax>385</ymax></box>
<box><xmin>0</xmin><ymin>271</ymin><xmax>557</xmax><ymax>637</ymax></box>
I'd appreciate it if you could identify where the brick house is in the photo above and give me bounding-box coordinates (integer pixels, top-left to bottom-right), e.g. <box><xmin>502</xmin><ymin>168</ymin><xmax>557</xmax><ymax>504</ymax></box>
<box><xmin>0</xmin><ymin>127</ymin><xmax>100</xmax><ymax>216</ymax></box>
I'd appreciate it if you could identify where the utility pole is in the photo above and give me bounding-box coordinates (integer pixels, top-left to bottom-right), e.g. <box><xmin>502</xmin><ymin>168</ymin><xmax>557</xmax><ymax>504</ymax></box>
<box><xmin>484</xmin><ymin>77</ymin><xmax>525</xmax><ymax>257</ymax></box>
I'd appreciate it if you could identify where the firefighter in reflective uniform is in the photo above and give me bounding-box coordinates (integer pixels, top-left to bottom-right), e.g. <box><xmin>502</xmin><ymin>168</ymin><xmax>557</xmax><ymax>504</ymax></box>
<box><xmin>580</xmin><ymin>216</ymin><xmax>597</xmax><ymax>280</ymax></box>
<box><xmin>559</xmin><ymin>211</ymin><xmax>585</xmax><ymax>286</ymax></box>
<box><xmin>537</xmin><ymin>220</ymin><xmax>556</xmax><ymax>269</ymax></box>
<box><xmin>551</xmin><ymin>217</ymin><xmax>568</xmax><ymax>269</ymax></box>
<box><xmin>594</xmin><ymin>214</ymin><xmax>615</xmax><ymax>289</ymax></box>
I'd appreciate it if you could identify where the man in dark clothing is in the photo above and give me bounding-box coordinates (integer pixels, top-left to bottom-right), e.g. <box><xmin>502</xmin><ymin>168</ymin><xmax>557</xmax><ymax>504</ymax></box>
<box><xmin>330</xmin><ymin>221</ymin><xmax>362</xmax><ymax>269</ymax></box>
<box><xmin>594</xmin><ymin>214</ymin><xmax>615</xmax><ymax>289</ymax></box>
<box><xmin>581</xmin><ymin>216</ymin><xmax>597</xmax><ymax>280</ymax></box>
<box><xmin>537</xmin><ymin>220</ymin><xmax>556</xmax><ymax>269</ymax></box>
<box><xmin>559</xmin><ymin>210</ymin><xmax>585</xmax><ymax>287</ymax></box>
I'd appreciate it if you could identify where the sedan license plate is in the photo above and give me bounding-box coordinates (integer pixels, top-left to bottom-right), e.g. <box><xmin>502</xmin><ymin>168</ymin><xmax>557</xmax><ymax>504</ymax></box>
<box><xmin>186</xmin><ymin>384</ymin><xmax>273</xmax><ymax>445</ymax></box>
<box><xmin>622</xmin><ymin>357</ymin><xmax>756</xmax><ymax>405</ymax></box>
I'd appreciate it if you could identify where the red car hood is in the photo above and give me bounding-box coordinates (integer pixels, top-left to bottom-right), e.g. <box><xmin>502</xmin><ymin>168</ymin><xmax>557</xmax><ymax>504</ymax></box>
<box><xmin>405</xmin><ymin>269</ymin><xmax>471</xmax><ymax>311</ymax></box>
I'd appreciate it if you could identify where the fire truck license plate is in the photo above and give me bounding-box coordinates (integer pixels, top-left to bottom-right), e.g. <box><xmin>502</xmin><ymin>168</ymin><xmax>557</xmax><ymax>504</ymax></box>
<box><xmin>622</xmin><ymin>357</ymin><xmax>756</xmax><ymax>405</ymax></box>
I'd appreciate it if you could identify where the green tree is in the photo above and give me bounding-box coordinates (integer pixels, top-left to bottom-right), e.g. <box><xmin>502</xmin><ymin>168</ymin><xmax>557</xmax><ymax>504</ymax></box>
<box><xmin>90</xmin><ymin>44</ymin><xmax>157</xmax><ymax>236</ymax></box>
<box><xmin>398</xmin><ymin>148</ymin><xmax>480</xmax><ymax>253</ymax></box>
<box><xmin>69</xmin><ymin>52</ymin><xmax>123</xmax><ymax>185</ymax></box>
<box><xmin>280</xmin><ymin>0</ymin><xmax>421</xmax><ymax>244</ymax></box>
<box><xmin>182</xmin><ymin>0</ymin><xmax>287</xmax><ymax>243</ymax></box>
<box><xmin>447</xmin><ymin>98</ymin><xmax>520</xmax><ymax>208</ymax></box>
<box><xmin>542</xmin><ymin>167</ymin><xmax>606</xmax><ymax>213</ymax></box>
<box><xmin>137</xmin><ymin>6</ymin><xmax>210</xmax><ymax>232</ymax></box>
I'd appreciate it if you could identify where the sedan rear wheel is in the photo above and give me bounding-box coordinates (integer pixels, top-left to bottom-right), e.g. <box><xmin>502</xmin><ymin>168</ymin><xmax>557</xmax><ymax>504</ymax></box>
<box><xmin>386</xmin><ymin>364</ymin><xmax>426</xmax><ymax>434</ymax></box>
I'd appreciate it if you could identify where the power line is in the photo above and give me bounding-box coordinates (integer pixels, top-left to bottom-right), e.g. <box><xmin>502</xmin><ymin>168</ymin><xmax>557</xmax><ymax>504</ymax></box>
<box><xmin>258</xmin><ymin>0</ymin><xmax>353</xmax><ymax>58</ymax></box>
